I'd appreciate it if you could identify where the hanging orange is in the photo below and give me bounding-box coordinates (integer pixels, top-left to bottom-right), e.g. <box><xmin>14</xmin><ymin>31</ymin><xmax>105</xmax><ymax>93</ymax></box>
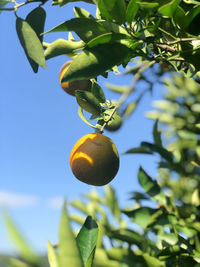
<box><xmin>70</xmin><ymin>133</ymin><xmax>119</xmax><ymax>186</ymax></box>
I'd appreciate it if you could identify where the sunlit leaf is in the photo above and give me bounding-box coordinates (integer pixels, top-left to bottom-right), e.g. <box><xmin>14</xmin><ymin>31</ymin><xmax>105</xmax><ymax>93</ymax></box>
<box><xmin>104</xmin><ymin>185</ymin><xmax>120</xmax><ymax>221</ymax></box>
<box><xmin>58</xmin><ymin>203</ymin><xmax>84</xmax><ymax>267</ymax></box>
<box><xmin>61</xmin><ymin>43</ymin><xmax>131</xmax><ymax>82</ymax></box>
<box><xmin>44</xmin><ymin>18</ymin><xmax>107</xmax><ymax>42</ymax></box>
<box><xmin>44</xmin><ymin>39</ymin><xmax>84</xmax><ymax>60</ymax></box>
<box><xmin>47</xmin><ymin>240</ymin><xmax>59</xmax><ymax>267</ymax></box>
<box><xmin>158</xmin><ymin>0</ymin><xmax>179</xmax><ymax>18</ymax></box>
<box><xmin>123</xmin><ymin>207</ymin><xmax>156</xmax><ymax>229</ymax></box>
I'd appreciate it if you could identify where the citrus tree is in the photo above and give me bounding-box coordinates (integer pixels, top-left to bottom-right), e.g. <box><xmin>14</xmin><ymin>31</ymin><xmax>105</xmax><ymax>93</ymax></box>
<box><xmin>2</xmin><ymin>0</ymin><xmax>200</xmax><ymax>266</ymax></box>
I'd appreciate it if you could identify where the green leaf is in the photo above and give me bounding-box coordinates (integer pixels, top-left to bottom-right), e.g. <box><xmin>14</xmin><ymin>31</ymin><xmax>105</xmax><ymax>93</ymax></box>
<box><xmin>0</xmin><ymin>0</ymin><xmax>11</xmax><ymax>14</ymax></box>
<box><xmin>91</xmin><ymin>80</ymin><xmax>106</xmax><ymax>103</ymax></box>
<box><xmin>70</xmin><ymin>199</ymin><xmax>89</xmax><ymax>214</ymax></box>
<box><xmin>141</xmin><ymin>142</ymin><xmax>173</xmax><ymax>162</ymax></box>
<box><xmin>138</xmin><ymin>167</ymin><xmax>162</xmax><ymax>200</ymax></box>
<box><xmin>58</xmin><ymin>203</ymin><xmax>84</xmax><ymax>267</ymax></box>
<box><xmin>123</xmin><ymin>207</ymin><xmax>157</xmax><ymax>229</ymax></box>
<box><xmin>75</xmin><ymin>90</ymin><xmax>102</xmax><ymax>115</ymax></box>
<box><xmin>74</xmin><ymin>6</ymin><xmax>95</xmax><ymax>19</ymax></box>
<box><xmin>3</xmin><ymin>211</ymin><xmax>39</xmax><ymax>264</ymax></box>
<box><xmin>153</xmin><ymin>120</ymin><xmax>162</xmax><ymax>147</ymax></box>
<box><xmin>158</xmin><ymin>232</ymin><xmax>178</xmax><ymax>246</ymax></box>
<box><xmin>126</xmin><ymin>0</ymin><xmax>141</xmax><ymax>23</ymax></box>
<box><xmin>76</xmin><ymin>216</ymin><xmax>98</xmax><ymax>265</ymax></box>
<box><xmin>124</xmin><ymin>146</ymin><xmax>153</xmax><ymax>154</ymax></box>
<box><xmin>104</xmin><ymin>185</ymin><xmax>120</xmax><ymax>220</ymax></box>
<box><xmin>86</xmin><ymin>32</ymin><xmax>131</xmax><ymax>48</ymax></box>
<box><xmin>158</xmin><ymin>0</ymin><xmax>179</xmax><ymax>18</ymax></box>
<box><xmin>69</xmin><ymin>214</ymin><xmax>86</xmax><ymax>225</ymax></box>
<box><xmin>158</xmin><ymin>245</ymin><xmax>188</xmax><ymax>257</ymax></box>
<box><xmin>26</xmin><ymin>7</ymin><xmax>46</xmax><ymax>43</ymax></box>
<box><xmin>185</xmin><ymin>5</ymin><xmax>200</xmax><ymax>29</ymax></box>
<box><xmin>138</xmin><ymin>167</ymin><xmax>166</xmax><ymax>205</ymax></box>
<box><xmin>52</xmin><ymin>0</ymin><xmax>95</xmax><ymax>7</ymax></box>
<box><xmin>106</xmin><ymin>228</ymin><xmax>144</xmax><ymax>247</ymax></box>
<box><xmin>138</xmin><ymin>2</ymin><xmax>159</xmax><ymax>8</ymax></box>
<box><xmin>61</xmin><ymin>43</ymin><xmax>131</xmax><ymax>82</ymax></box>
<box><xmin>97</xmin><ymin>0</ymin><xmax>126</xmax><ymax>24</ymax></box>
<box><xmin>142</xmin><ymin>253</ymin><xmax>165</xmax><ymax>267</ymax></box>
<box><xmin>78</xmin><ymin>107</ymin><xmax>99</xmax><ymax>129</ymax></box>
<box><xmin>9</xmin><ymin>258</ymin><xmax>30</xmax><ymax>267</ymax></box>
<box><xmin>105</xmin><ymin>83</ymin><xmax>130</xmax><ymax>94</ymax></box>
<box><xmin>47</xmin><ymin>240</ymin><xmax>59</xmax><ymax>267</ymax></box>
<box><xmin>26</xmin><ymin>7</ymin><xmax>46</xmax><ymax>73</ymax></box>
<box><xmin>16</xmin><ymin>18</ymin><xmax>46</xmax><ymax>71</ymax></box>
<box><xmin>44</xmin><ymin>39</ymin><xmax>85</xmax><ymax>60</ymax></box>
<box><xmin>44</xmin><ymin>18</ymin><xmax>107</xmax><ymax>42</ymax></box>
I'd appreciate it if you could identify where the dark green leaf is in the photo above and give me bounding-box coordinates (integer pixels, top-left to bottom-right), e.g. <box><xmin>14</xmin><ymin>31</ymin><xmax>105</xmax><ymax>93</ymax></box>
<box><xmin>26</xmin><ymin>7</ymin><xmax>46</xmax><ymax>43</ymax></box>
<box><xmin>44</xmin><ymin>18</ymin><xmax>107</xmax><ymax>42</ymax></box>
<box><xmin>153</xmin><ymin>120</ymin><xmax>162</xmax><ymax>147</ymax></box>
<box><xmin>138</xmin><ymin>167</ymin><xmax>161</xmax><ymax>197</ymax></box>
<box><xmin>16</xmin><ymin>18</ymin><xmax>46</xmax><ymax>72</ymax></box>
<box><xmin>59</xmin><ymin>203</ymin><xmax>84</xmax><ymax>267</ymax></box>
<box><xmin>74</xmin><ymin>6</ymin><xmax>95</xmax><ymax>19</ymax></box>
<box><xmin>61</xmin><ymin>43</ymin><xmax>131</xmax><ymax>82</ymax></box>
<box><xmin>25</xmin><ymin>7</ymin><xmax>46</xmax><ymax>73</ymax></box>
<box><xmin>126</xmin><ymin>0</ymin><xmax>141</xmax><ymax>23</ymax></box>
<box><xmin>76</xmin><ymin>216</ymin><xmax>98</xmax><ymax>265</ymax></box>
<box><xmin>158</xmin><ymin>245</ymin><xmax>188</xmax><ymax>257</ymax></box>
<box><xmin>75</xmin><ymin>90</ymin><xmax>102</xmax><ymax>115</ymax></box>
<box><xmin>44</xmin><ymin>39</ymin><xmax>84</xmax><ymax>60</ymax></box>
<box><xmin>141</xmin><ymin>142</ymin><xmax>173</xmax><ymax>162</ymax></box>
<box><xmin>52</xmin><ymin>0</ymin><xmax>95</xmax><ymax>6</ymax></box>
<box><xmin>0</xmin><ymin>0</ymin><xmax>11</xmax><ymax>13</ymax></box>
<box><xmin>129</xmin><ymin>191</ymin><xmax>150</xmax><ymax>201</ymax></box>
<box><xmin>91</xmin><ymin>81</ymin><xmax>106</xmax><ymax>103</ymax></box>
<box><xmin>97</xmin><ymin>0</ymin><xmax>126</xmax><ymax>24</ymax></box>
<box><xmin>124</xmin><ymin>146</ymin><xmax>153</xmax><ymax>154</ymax></box>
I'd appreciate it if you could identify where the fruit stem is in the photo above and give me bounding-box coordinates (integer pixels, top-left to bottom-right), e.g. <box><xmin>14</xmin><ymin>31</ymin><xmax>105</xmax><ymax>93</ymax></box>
<box><xmin>99</xmin><ymin>106</ymin><xmax>118</xmax><ymax>134</ymax></box>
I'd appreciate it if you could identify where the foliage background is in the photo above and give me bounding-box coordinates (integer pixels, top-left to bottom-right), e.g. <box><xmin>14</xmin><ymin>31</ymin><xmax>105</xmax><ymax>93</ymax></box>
<box><xmin>0</xmin><ymin>1</ymin><xmax>162</xmax><ymax>255</ymax></box>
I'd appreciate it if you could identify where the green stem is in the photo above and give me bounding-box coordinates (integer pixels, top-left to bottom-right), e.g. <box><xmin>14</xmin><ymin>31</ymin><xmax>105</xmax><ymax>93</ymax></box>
<box><xmin>99</xmin><ymin>106</ymin><xmax>118</xmax><ymax>134</ymax></box>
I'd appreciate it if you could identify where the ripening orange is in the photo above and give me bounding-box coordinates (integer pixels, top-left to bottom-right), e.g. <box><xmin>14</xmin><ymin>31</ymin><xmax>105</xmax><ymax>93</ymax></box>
<box><xmin>59</xmin><ymin>61</ymin><xmax>91</xmax><ymax>96</ymax></box>
<box><xmin>70</xmin><ymin>133</ymin><xmax>119</xmax><ymax>186</ymax></box>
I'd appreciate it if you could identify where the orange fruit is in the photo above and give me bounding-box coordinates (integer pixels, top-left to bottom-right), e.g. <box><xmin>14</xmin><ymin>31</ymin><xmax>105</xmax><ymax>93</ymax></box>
<box><xmin>70</xmin><ymin>133</ymin><xmax>119</xmax><ymax>186</ymax></box>
<box><xmin>59</xmin><ymin>61</ymin><xmax>91</xmax><ymax>96</ymax></box>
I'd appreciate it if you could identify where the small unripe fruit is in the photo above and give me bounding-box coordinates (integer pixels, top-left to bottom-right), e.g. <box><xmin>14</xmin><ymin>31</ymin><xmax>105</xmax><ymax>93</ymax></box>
<box><xmin>70</xmin><ymin>133</ymin><xmax>119</xmax><ymax>186</ymax></box>
<box><xmin>105</xmin><ymin>113</ymin><xmax>122</xmax><ymax>131</ymax></box>
<box><xmin>98</xmin><ymin>113</ymin><xmax>123</xmax><ymax>132</ymax></box>
<box><xmin>59</xmin><ymin>61</ymin><xmax>91</xmax><ymax>96</ymax></box>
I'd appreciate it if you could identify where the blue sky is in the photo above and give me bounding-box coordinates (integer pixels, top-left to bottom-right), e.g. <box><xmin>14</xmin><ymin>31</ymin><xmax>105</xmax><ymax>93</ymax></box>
<box><xmin>0</xmin><ymin>1</ymin><xmax>164</xmax><ymax>255</ymax></box>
